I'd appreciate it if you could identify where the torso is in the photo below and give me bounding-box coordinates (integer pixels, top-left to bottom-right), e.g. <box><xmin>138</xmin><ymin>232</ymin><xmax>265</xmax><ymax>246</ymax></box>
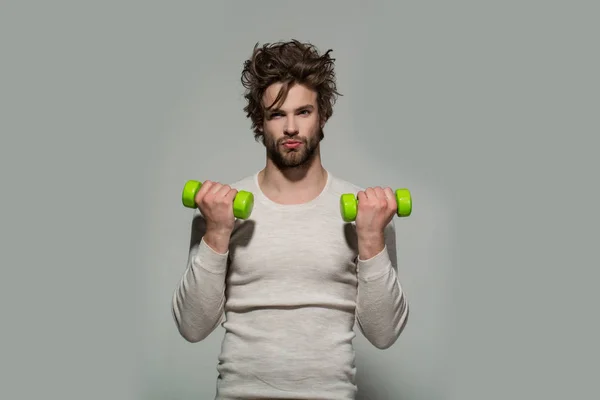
<box><xmin>214</xmin><ymin>171</ymin><xmax>364</xmax><ymax>400</ymax></box>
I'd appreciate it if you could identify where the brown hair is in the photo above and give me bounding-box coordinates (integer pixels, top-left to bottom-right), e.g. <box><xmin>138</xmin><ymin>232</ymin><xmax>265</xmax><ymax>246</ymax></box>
<box><xmin>241</xmin><ymin>39</ymin><xmax>341</xmax><ymax>142</ymax></box>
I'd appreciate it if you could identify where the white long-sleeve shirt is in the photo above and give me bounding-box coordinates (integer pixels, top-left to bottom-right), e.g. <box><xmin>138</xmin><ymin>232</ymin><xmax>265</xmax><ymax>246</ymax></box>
<box><xmin>172</xmin><ymin>170</ymin><xmax>409</xmax><ymax>399</ymax></box>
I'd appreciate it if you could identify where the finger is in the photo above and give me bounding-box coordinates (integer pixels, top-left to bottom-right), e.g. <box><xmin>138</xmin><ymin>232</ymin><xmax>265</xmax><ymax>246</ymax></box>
<box><xmin>368</xmin><ymin>187</ymin><xmax>387</xmax><ymax>209</ymax></box>
<box><xmin>384</xmin><ymin>187</ymin><xmax>397</xmax><ymax>210</ymax></box>
<box><xmin>215</xmin><ymin>184</ymin><xmax>232</xmax><ymax>198</ymax></box>
<box><xmin>375</xmin><ymin>187</ymin><xmax>388</xmax><ymax>208</ymax></box>
<box><xmin>195</xmin><ymin>180</ymin><xmax>214</xmax><ymax>203</ymax></box>
<box><xmin>208</xmin><ymin>182</ymin><xmax>225</xmax><ymax>196</ymax></box>
<box><xmin>357</xmin><ymin>190</ymin><xmax>367</xmax><ymax>203</ymax></box>
<box><xmin>383</xmin><ymin>187</ymin><xmax>395</xmax><ymax>200</ymax></box>
<box><xmin>224</xmin><ymin>188</ymin><xmax>238</xmax><ymax>204</ymax></box>
<box><xmin>199</xmin><ymin>180</ymin><xmax>213</xmax><ymax>194</ymax></box>
<box><xmin>374</xmin><ymin>186</ymin><xmax>386</xmax><ymax>198</ymax></box>
<box><xmin>220</xmin><ymin>186</ymin><xmax>237</xmax><ymax>201</ymax></box>
<box><xmin>365</xmin><ymin>187</ymin><xmax>376</xmax><ymax>199</ymax></box>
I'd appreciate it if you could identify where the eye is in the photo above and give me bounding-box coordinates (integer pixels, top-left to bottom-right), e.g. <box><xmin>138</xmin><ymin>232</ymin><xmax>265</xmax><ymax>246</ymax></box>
<box><xmin>298</xmin><ymin>109</ymin><xmax>310</xmax><ymax>115</ymax></box>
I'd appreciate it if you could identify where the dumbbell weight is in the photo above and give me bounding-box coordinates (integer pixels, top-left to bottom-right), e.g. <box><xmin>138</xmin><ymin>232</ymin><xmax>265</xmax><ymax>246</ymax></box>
<box><xmin>340</xmin><ymin>188</ymin><xmax>412</xmax><ymax>222</ymax></box>
<box><xmin>181</xmin><ymin>180</ymin><xmax>255</xmax><ymax>220</ymax></box>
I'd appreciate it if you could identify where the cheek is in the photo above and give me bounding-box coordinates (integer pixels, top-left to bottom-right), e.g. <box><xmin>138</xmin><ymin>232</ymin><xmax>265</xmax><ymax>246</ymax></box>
<box><xmin>300</xmin><ymin>116</ymin><xmax>320</xmax><ymax>130</ymax></box>
<box><xmin>264</xmin><ymin>120</ymin><xmax>283</xmax><ymax>134</ymax></box>
<box><xmin>261</xmin><ymin>124</ymin><xmax>275</xmax><ymax>138</ymax></box>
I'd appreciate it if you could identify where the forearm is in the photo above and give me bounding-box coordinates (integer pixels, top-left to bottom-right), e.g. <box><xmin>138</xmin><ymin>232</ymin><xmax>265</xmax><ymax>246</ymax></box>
<box><xmin>355</xmin><ymin>222</ymin><xmax>409</xmax><ymax>349</ymax></box>
<box><xmin>356</xmin><ymin>248</ymin><xmax>408</xmax><ymax>349</ymax></box>
<box><xmin>172</xmin><ymin>236</ymin><xmax>229</xmax><ymax>343</ymax></box>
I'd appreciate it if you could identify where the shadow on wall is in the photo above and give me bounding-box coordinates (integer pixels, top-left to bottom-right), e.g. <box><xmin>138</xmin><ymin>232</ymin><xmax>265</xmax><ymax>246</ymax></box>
<box><xmin>355</xmin><ymin>356</ymin><xmax>405</xmax><ymax>400</ymax></box>
<box><xmin>356</xmin><ymin>375</ymin><xmax>395</xmax><ymax>400</ymax></box>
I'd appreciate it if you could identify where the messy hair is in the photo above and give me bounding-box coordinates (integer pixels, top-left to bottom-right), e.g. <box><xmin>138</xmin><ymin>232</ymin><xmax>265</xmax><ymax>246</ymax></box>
<box><xmin>241</xmin><ymin>39</ymin><xmax>341</xmax><ymax>142</ymax></box>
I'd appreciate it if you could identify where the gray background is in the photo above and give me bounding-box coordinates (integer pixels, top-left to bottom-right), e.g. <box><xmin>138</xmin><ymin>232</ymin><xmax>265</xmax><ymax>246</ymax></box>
<box><xmin>1</xmin><ymin>1</ymin><xmax>598</xmax><ymax>399</ymax></box>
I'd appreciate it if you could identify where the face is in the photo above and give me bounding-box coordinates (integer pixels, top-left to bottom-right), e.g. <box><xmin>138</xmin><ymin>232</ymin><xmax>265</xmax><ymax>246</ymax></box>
<box><xmin>259</xmin><ymin>82</ymin><xmax>324</xmax><ymax>169</ymax></box>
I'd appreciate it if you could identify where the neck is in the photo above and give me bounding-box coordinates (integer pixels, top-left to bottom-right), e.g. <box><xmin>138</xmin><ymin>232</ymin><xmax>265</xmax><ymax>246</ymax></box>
<box><xmin>258</xmin><ymin>148</ymin><xmax>328</xmax><ymax>205</ymax></box>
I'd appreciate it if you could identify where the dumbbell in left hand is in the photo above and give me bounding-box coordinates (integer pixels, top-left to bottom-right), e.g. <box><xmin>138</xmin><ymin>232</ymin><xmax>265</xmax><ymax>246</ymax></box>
<box><xmin>340</xmin><ymin>188</ymin><xmax>412</xmax><ymax>222</ymax></box>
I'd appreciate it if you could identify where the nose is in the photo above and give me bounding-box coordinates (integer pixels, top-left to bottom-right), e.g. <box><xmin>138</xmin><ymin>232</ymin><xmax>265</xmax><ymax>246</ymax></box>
<box><xmin>284</xmin><ymin>116</ymin><xmax>298</xmax><ymax>135</ymax></box>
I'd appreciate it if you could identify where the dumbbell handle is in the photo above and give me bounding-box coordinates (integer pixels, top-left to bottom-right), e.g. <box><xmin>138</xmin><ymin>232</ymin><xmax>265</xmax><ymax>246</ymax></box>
<box><xmin>181</xmin><ymin>180</ymin><xmax>254</xmax><ymax>220</ymax></box>
<box><xmin>340</xmin><ymin>188</ymin><xmax>412</xmax><ymax>222</ymax></box>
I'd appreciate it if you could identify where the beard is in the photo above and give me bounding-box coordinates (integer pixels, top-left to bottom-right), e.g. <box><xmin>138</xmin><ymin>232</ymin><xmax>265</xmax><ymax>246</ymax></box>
<box><xmin>263</xmin><ymin>127</ymin><xmax>324</xmax><ymax>169</ymax></box>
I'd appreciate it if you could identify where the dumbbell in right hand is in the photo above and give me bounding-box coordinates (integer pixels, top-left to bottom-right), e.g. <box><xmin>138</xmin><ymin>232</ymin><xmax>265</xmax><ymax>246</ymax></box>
<box><xmin>181</xmin><ymin>180</ymin><xmax>254</xmax><ymax>220</ymax></box>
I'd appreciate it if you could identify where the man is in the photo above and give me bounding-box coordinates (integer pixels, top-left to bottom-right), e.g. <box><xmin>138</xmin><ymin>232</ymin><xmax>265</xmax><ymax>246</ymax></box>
<box><xmin>172</xmin><ymin>39</ymin><xmax>409</xmax><ymax>399</ymax></box>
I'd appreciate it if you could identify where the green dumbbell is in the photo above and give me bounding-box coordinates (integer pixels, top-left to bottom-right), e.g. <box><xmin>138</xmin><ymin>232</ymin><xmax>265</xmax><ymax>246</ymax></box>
<box><xmin>181</xmin><ymin>180</ymin><xmax>255</xmax><ymax>220</ymax></box>
<box><xmin>340</xmin><ymin>188</ymin><xmax>412</xmax><ymax>222</ymax></box>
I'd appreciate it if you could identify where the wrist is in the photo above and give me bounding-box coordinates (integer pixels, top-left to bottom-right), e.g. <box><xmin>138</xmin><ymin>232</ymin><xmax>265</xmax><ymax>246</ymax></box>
<box><xmin>357</xmin><ymin>231</ymin><xmax>385</xmax><ymax>260</ymax></box>
<box><xmin>203</xmin><ymin>229</ymin><xmax>232</xmax><ymax>254</ymax></box>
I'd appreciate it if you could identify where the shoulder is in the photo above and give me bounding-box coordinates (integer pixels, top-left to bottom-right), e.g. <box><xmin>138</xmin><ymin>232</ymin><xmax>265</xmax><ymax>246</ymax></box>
<box><xmin>228</xmin><ymin>173</ymin><xmax>258</xmax><ymax>192</ymax></box>
<box><xmin>327</xmin><ymin>171</ymin><xmax>365</xmax><ymax>196</ymax></box>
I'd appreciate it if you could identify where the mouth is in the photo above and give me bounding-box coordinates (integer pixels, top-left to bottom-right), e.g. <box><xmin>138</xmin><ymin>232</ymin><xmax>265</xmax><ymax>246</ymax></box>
<box><xmin>282</xmin><ymin>140</ymin><xmax>303</xmax><ymax>149</ymax></box>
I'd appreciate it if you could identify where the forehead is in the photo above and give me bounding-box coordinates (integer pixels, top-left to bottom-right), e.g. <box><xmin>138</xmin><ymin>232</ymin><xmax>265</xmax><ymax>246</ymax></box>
<box><xmin>263</xmin><ymin>82</ymin><xmax>317</xmax><ymax>111</ymax></box>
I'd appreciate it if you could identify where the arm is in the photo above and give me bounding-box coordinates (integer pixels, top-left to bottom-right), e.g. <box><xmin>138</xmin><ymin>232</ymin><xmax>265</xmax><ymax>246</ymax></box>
<box><xmin>171</xmin><ymin>209</ymin><xmax>230</xmax><ymax>343</ymax></box>
<box><xmin>355</xmin><ymin>219</ymin><xmax>409</xmax><ymax>349</ymax></box>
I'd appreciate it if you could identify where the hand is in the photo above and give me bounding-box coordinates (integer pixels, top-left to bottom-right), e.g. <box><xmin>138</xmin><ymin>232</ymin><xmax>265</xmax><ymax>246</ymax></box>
<box><xmin>194</xmin><ymin>180</ymin><xmax>238</xmax><ymax>236</ymax></box>
<box><xmin>355</xmin><ymin>187</ymin><xmax>396</xmax><ymax>258</ymax></box>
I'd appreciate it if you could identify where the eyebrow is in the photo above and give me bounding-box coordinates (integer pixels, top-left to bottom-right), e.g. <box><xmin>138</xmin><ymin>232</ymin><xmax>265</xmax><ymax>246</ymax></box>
<box><xmin>269</xmin><ymin>104</ymin><xmax>315</xmax><ymax>114</ymax></box>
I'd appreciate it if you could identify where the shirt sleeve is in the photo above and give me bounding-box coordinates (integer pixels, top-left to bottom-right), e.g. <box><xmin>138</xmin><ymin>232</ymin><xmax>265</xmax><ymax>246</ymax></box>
<box><xmin>171</xmin><ymin>210</ymin><xmax>229</xmax><ymax>343</ymax></box>
<box><xmin>355</xmin><ymin>219</ymin><xmax>410</xmax><ymax>349</ymax></box>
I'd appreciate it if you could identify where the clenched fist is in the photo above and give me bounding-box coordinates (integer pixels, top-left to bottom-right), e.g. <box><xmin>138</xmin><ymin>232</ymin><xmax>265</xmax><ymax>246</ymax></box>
<box><xmin>355</xmin><ymin>186</ymin><xmax>397</xmax><ymax>238</ymax></box>
<box><xmin>195</xmin><ymin>180</ymin><xmax>238</xmax><ymax>236</ymax></box>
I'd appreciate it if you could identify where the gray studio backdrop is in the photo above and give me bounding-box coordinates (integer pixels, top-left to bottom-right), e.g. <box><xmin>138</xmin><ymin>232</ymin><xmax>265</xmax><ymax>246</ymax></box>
<box><xmin>2</xmin><ymin>1</ymin><xmax>598</xmax><ymax>400</ymax></box>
